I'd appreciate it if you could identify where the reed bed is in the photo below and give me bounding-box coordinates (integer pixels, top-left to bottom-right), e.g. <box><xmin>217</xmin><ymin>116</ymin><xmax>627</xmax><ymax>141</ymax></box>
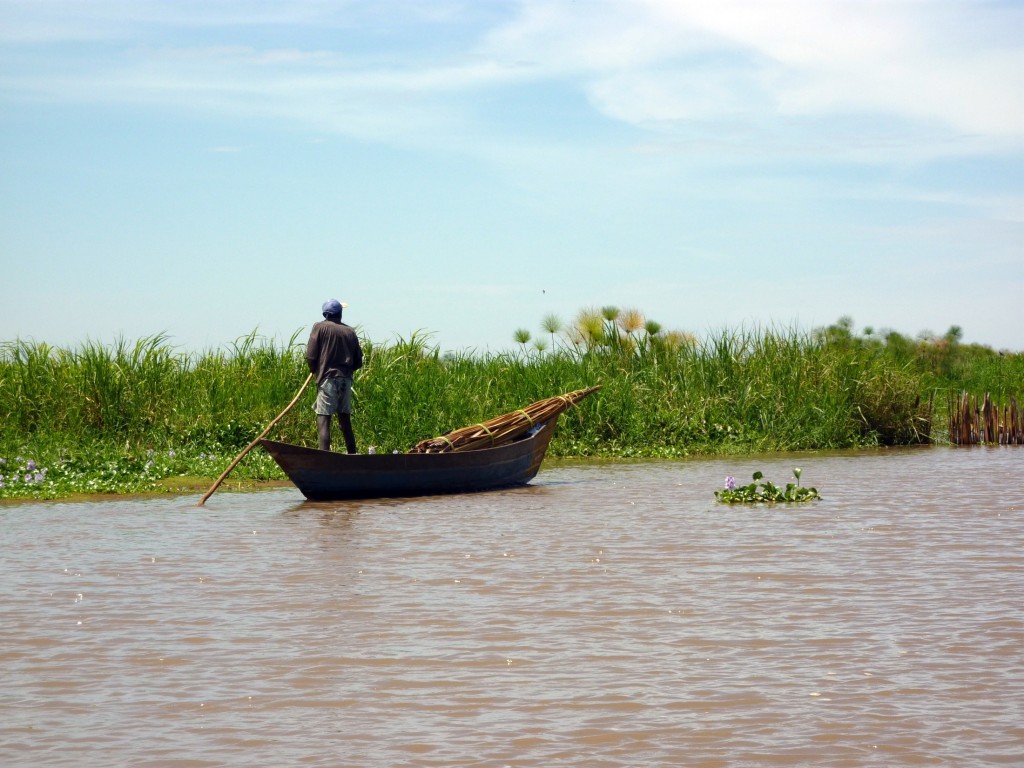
<box><xmin>2</xmin><ymin>327</ymin><xmax>936</xmax><ymax>456</ymax></box>
<box><xmin>1</xmin><ymin>323</ymin><xmax>1018</xmax><ymax>499</ymax></box>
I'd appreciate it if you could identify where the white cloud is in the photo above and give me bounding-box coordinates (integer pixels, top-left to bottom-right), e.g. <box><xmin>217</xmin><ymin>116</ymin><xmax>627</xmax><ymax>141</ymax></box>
<box><xmin>0</xmin><ymin>0</ymin><xmax>1020</xmax><ymax>157</ymax></box>
<box><xmin>656</xmin><ymin>1</ymin><xmax>1022</xmax><ymax>138</ymax></box>
<box><xmin>481</xmin><ymin>0</ymin><xmax>1023</xmax><ymax>146</ymax></box>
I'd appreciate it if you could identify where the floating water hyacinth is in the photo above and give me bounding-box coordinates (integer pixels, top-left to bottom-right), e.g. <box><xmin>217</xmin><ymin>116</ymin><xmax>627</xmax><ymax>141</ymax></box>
<box><xmin>0</xmin><ymin>448</ymin><xmax>216</xmax><ymax>499</ymax></box>
<box><xmin>715</xmin><ymin>469</ymin><xmax>821</xmax><ymax>504</ymax></box>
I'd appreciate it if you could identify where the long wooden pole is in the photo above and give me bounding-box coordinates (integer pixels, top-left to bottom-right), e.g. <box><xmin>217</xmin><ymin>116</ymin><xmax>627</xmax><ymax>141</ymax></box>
<box><xmin>197</xmin><ymin>372</ymin><xmax>315</xmax><ymax>506</ymax></box>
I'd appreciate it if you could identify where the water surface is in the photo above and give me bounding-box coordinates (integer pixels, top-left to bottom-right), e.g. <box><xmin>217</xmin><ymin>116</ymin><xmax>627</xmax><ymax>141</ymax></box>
<box><xmin>1</xmin><ymin>447</ymin><xmax>1021</xmax><ymax>766</ymax></box>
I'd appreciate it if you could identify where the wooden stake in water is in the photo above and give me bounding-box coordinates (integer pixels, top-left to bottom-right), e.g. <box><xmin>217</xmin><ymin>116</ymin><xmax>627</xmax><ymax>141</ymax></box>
<box><xmin>197</xmin><ymin>372</ymin><xmax>314</xmax><ymax>506</ymax></box>
<box><xmin>948</xmin><ymin>391</ymin><xmax>1023</xmax><ymax>445</ymax></box>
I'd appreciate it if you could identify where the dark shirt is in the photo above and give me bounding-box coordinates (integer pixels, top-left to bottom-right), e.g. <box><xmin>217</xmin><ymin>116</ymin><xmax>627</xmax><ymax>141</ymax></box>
<box><xmin>306</xmin><ymin>319</ymin><xmax>363</xmax><ymax>385</ymax></box>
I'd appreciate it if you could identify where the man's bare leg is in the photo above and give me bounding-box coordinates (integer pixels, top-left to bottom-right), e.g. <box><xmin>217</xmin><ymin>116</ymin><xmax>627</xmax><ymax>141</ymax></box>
<box><xmin>338</xmin><ymin>413</ymin><xmax>357</xmax><ymax>454</ymax></box>
<box><xmin>317</xmin><ymin>414</ymin><xmax>332</xmax><ymax>451</ymax></box>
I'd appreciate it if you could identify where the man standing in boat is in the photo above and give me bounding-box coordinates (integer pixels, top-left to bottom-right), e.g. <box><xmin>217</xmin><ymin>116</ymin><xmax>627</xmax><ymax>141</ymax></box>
<box><xmin>306</xmin><ymin>298</ymin><xmax>364</xmax><ymax>454</ymax></box>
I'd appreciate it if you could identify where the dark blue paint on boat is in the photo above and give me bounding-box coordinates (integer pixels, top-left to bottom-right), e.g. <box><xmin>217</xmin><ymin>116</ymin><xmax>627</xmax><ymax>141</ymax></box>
<box><xmin>260</xmin><ymin>418</ymin><xmax>557</xmax><ymax>500</ymax></box>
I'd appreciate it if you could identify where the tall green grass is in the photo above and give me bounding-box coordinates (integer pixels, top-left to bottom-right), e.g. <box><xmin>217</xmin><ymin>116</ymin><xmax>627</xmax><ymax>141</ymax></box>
<box><xmin>2</xmin><ymin>324</ymin><xmax>958</xmax><ymax>457</ymax></box>
<box><xmin>5</xmin><ymin>319</ymin><xmax>1017</xmax><ymax>499</ymax></box>
<box><xmin>813</xmin><ymin>317</ymin><xmax>1024</xmax><ymax>432</ymax></box>
<box><xmin>1</xmin><ymin>331</ymin><xmax>308</xmax><ymax>447</ymax></box>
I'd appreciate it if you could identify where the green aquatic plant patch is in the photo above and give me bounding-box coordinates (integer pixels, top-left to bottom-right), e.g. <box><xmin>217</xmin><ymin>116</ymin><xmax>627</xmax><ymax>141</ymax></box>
<box><xmin>715</xmin><ymin>469</ymin><xmax>821</xmax><ymax>504</ymax></box>
<box><xmin>0</xmin><ymin>442</ymin><xmax>286</xmax><ymax>501</ymax></box>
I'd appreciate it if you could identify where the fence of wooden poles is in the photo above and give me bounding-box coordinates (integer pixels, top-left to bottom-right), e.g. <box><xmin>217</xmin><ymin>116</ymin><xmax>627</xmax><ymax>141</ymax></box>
<box><xmin>947</xmin><ymin>392</ymin><xmax>1022</xmax><ymax>445</ymax></box>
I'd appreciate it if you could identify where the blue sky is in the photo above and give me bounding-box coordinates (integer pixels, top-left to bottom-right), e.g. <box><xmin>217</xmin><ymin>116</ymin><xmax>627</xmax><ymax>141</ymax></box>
<box><xmin>1</xmin><ymin>0</ymin><xmax>1022</xmax><ymax>353</ymax></box>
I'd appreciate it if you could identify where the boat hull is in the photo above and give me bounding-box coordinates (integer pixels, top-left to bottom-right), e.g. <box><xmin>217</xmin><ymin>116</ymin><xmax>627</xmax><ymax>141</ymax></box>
<box><xmin>259</xmin><ymin>419</ymin><xmax>556</xmax><ymax>500</ymax></box>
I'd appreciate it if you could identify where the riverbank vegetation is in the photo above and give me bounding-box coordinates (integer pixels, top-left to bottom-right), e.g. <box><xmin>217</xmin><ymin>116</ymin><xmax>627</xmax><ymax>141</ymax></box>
<box><xmin>2</xmin><ymin>312</ymin><xmax>1020</xmax><ymax>499</ymax></box>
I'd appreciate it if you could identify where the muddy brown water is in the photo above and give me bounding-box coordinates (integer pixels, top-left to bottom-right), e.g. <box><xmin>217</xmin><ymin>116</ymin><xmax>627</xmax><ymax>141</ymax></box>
<box><xmin>1</xmin><ymin>447</ymin><xmax>1021</xmax><ymax>767</ymax></box>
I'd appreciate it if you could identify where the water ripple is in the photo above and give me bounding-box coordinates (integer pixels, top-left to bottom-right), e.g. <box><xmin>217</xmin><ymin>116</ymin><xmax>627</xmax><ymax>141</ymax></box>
<box><xmin>1</xmin><ymin>447</ymin><xmax>1022</xmax><ymax>766</ymax></box>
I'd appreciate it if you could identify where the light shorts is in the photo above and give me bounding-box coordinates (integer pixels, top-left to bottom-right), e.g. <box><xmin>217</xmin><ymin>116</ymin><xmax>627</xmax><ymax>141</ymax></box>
<box><xmin>314</xmin><ymin>376</ymin><xmax>354</xmax><ymax>416</ymax></box>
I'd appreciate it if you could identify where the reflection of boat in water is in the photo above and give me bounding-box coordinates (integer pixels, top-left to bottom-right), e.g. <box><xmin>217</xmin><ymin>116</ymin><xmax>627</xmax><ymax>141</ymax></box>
<box><xmin>260</xmin><ymin>419</ymin><xmax>556</xmax><ymax>501</ymax></box>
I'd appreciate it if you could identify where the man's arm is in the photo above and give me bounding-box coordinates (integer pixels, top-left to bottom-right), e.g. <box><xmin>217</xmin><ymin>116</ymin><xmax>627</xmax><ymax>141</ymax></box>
<box><xmin>353</xmin><ymin>336</ymin><xmax>364</xmax><ymax>371</ymax></box>
<box><xmin>305</xmin><ymin>328</ymin><xmax>320</xmax><ymax>375</ymax></box>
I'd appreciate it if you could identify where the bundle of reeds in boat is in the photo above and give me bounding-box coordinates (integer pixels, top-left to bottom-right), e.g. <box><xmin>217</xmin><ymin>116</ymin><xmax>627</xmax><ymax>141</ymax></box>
<box><xmin>408</xmin><ymin>385</ymin><xmax>601</xmax><ymax>453</ymax></box>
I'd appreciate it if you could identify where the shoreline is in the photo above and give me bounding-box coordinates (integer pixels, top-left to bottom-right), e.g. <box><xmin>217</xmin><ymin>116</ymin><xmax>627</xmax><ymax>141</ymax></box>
<box><xmin>0</xmin><ymin>443</ymin><xmax>978</xmax><ymax>504</ymax></box>
<box><xmin>0</xmin><ymin>477</ymin><xmax>295</xmax><ymax>506</ymax></box>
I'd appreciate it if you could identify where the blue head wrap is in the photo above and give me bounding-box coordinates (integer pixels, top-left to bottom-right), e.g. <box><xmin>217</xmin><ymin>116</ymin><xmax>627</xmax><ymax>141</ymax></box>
<box><xmin>321</xmin><ymin>298</ymin><xmax>347</xmax><ymax>316</ymax></box>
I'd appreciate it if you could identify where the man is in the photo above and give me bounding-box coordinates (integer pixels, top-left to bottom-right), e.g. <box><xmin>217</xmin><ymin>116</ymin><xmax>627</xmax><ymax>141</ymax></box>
<box><xmin>306</xmin><ymin>298</ymin><xmax>364</xmax><ymax>453</ymax></box>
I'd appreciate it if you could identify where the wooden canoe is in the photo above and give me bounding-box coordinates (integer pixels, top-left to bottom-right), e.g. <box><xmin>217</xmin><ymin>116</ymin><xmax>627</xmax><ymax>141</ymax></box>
<box><xmin>259</xmin><ymin>418</ymin><xmax>557</xmax><ymax>500</ymax></box>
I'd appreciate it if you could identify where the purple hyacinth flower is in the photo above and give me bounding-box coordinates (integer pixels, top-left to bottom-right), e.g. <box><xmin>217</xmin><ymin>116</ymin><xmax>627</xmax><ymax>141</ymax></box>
<box><xmin>34</xmin><ymin>473</ymin><xmax>44</xmax><ymax>483</ymax></box>
<box><xmin>27</xmin><ymin>460</ymin><xmax>36</xmax><ymax>471</ymax></box>
<box><xmin>724</xmin><ymin>476</ymin><xmax>736</xmax><ymax>490</ymax></box>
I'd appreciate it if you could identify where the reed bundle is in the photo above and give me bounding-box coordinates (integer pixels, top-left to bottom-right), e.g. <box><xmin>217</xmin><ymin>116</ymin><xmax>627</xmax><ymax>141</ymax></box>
<box><xmin>409</xmin><ymin>386</ymin><xmax>601</xmax><ymax>453</ymax></box>
<box><xmin>947</xmin><ymin>391</ymin><xmax>1022</xmax><ymax>445</ymax></box>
